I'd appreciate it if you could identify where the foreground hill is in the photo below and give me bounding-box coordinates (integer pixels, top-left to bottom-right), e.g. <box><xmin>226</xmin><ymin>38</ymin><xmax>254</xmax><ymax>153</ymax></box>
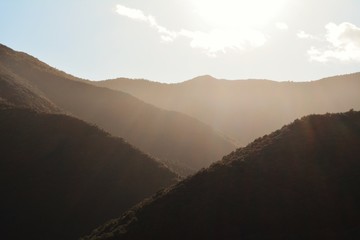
<box><xmin>84</xmin><ymin>110</ymin><xmax>360</xmax><ymax>240</ymax></box>
<box><xmin>0</xmin><ymin>105</ymin><xmax>177</xmax><ymax>240</ymax></box>
<box><xmin>0</xmin><ymin>44</ymin><xmax>236</xmax><ymax>176</ymax></box>
<box><xmin>96</xmin><ymin>74</ymin><xmax>360</xmax><ymax>145</ymax></box>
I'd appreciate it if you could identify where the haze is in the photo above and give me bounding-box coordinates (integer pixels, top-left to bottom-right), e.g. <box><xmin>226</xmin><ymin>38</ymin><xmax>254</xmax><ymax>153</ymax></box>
<box><xmin>1</xmin><ymin>1</ymin><xmax>360</xmax><ymax>239</ymax></box>
<box><xmin>1</xmin><ymin>0</ymin><xmax>359</xmax><ymax>82</ymax></box>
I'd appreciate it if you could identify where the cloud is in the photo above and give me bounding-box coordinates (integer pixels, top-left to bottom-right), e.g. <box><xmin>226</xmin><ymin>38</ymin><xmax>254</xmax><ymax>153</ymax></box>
<box><xmin>116</xmin><ymin>4</ymin><xmax>177</xmax><ymax>42</ymax></box>
<box><xmin>276</xmin><ymin>22</ymin><xmax>288</xmax><ymax>30</ymax></box>
<box><xmin>179</xmin><ymin>28</ymin><xmax>266</xmax><ymax>57</ymax></box>
<box><xmin>115</xmin><ymin>4</ymin><xmax>267</xmax><ymax>56</ymax></box>
<box><xmin>115</xmin><ymin>5</ymin><xmax>148</xmax><ymax>21</ymax></box>
<box><xmin>297</xmin><ymin>30</ymin><xmax>317</xmax><ymax>39</ymax></box>
<box><xmin>306</xmin><ymin>22</ymin><xmax>360</xmax><ymax>62</ymax></box>
<box><xmin>147</xmin><ymin>16</ymin><xmax>177</xmax><ymax>41</ymax></box>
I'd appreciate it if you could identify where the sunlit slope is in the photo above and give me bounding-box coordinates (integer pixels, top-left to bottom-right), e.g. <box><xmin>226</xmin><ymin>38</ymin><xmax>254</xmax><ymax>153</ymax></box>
<box><xmin>0</xmin><ymin>44</ymin><xmax>236</xmax><ymax>176</ymax></box>
<box><xmin>0</xmin><ymin>105</ymin><xmax>177</xmax><ymax>240</ymax></box>
<box><xmin>0</xmin><ymin>64</ymin><xmax>59</xmax><ymax>112</ymax></box>
<box><xmin>96</xmin><ymin>74</ymin><xmax>360</xmax><ymax>145</ymax></box>
<box><xmin>84</xmin><ymin>110</ymin><xmax>360</xmax><ymax>240</ymax></box>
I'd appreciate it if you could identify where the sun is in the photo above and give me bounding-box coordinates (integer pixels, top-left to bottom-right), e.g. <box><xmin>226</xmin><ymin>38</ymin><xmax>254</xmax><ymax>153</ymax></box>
<box><xmin>191</xmin><ymin>0</ymin><xmax>287</xmax><ymax>29</ymax></box>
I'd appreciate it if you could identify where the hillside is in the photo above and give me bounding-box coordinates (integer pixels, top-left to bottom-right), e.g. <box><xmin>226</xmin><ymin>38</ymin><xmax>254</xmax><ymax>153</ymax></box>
<box><xmin>0</xmin><ymin>65</ymin><xmax>59</xmax><ymax>112</ymax></box>
<box><xmin>0</xmin><ymin>105</ymin><xmax>178</xmax><ymax>240</ymax></box>
<box><xmin>96</xmin><ymin>74</ymin><xmax>360</xmax><ymax>145</ymax></box>
<box><xmin>0</xmin><ymin>44</ymin><xmax>236</xmax><ymax>176</ymax></box>
<box><xmin>84</xmin><ymin>110</ymin><xmax>360</xmax><ymax>240</ymax></box>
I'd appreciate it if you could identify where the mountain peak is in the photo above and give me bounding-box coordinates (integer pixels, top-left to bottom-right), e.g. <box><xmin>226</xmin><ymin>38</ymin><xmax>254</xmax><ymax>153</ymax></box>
<box><xmin>193</xmin><ymin>75</ymin><xmax>217</xmax><ymax>81</ymax></box>
<box><xmin>0</xmin><ymin>43</ymin><xmax>236</xmax><ymax>176</ymax></box>
<box><xmin>183</xmin><ymin>75</ymin><xmax>218</xmax><ymax>84</ymax></box>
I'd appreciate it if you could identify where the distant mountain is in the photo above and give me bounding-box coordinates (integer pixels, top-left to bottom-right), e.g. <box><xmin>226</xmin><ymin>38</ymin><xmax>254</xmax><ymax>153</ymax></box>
<box><xmin>95</xmin><ymin>74</ymin><xmax>360</xmax><ymax>145</ymax></box>
<box><xmin>0</xmin><ymin>105</ymin><xmax>177</xmax><ymax>240</ymax></box>
<box><xmin>0</xmin><ymin>44</ymin><xmax>236</xmax><ymax>176</ymax></box>
<box><xmin>84</xmin><ymin>110</ymin><xmax>360</xmax><ymax>240</ymax></box>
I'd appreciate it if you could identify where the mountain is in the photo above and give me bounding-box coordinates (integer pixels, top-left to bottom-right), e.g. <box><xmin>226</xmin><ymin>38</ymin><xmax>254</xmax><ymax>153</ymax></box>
<box><xmin>84</xmin><ymin>110</ymin><xmax>360</xmax><ymax>240</ymax></box>
<box><xmin>0</xmin><ymin>105</ymin><xmax>178</xmax><ymax>240</ymax></box>
<box><xmin>0</xmin><ymin>64</ymin><xmax>59</xmax><ymax>112</ymax></box>
<box><xmin>0</xmin><ymin>44</ymin><xmax>236</xmax><ymax>176</ymax></box>
<box><xmin>95</xmin><ymin>74</ymin><xmax>360</xmax><ymax>145</ymax></box>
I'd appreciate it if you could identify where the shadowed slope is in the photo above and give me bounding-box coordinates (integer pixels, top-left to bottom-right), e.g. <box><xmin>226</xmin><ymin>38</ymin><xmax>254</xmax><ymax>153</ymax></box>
<box><xmin>96</xmin><ymin>74</ymin><xmax>360</xmax><ymax>145</ymax></box>
<box><xmin>0</xmin><ymin>106</ymin><xmax>177</xmax><ymax>240</ymax></box>
<box><xmin>0</xmin><ymin>44</ymin><xmax>236</xmax><ymax>176</ymax></box>
<box><xmin>84</xmin><ymin>110</ymin><xmax>360</xmax><ymax>240</ymax></box>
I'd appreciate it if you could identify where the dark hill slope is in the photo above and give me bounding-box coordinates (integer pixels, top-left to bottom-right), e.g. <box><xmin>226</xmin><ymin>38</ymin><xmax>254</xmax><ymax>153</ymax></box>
<box><xmin>0</xmin><ymin>44</ymin><xmax>236</xmax><ymax>176</ymax></box>
<box><xmin>96</xmin><ymin>74</ymin><xmax>360</xmax><ymax>145</ymax></box>
<box><xmin>84</xmin><ymin>110</ymin><xmax>360</xmax><ymax>240</ymax></box>
<box><xmin>0</xmin><ymin>106</ymin><xmax>177</xmax><ymax>240</ymax></box>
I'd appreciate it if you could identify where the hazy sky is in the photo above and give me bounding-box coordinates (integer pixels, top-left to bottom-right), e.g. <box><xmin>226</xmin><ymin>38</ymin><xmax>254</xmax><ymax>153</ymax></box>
<box><xmin>1</xmin><ymin>0</ymin><xmax>360</xmax><ymax>82</ymax></box>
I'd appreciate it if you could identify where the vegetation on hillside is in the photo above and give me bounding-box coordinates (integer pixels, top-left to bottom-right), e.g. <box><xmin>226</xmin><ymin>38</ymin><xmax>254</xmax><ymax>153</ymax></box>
<box><xmin>0</xmin><ymin>44</ymin><xmax>236</xmax><ymax>176</ymax></box>
<box><xmin>96</xmin><ymin>74</ymin><xmax>360</xmax><ymax>145</ymax></box>
<box><xmin>84</xmin><ymin>110</ymin><xmax>360</xmax><ymax>240</ymax></box>
<box><xmin>0</xmin><ymin>106</ymin><xmax>178</xmax><ymax>240</ymax></box>
<box><xmin>0</xmin><ymin>65</ymin><xmax>59</xmax><ymax>112</ymax></box>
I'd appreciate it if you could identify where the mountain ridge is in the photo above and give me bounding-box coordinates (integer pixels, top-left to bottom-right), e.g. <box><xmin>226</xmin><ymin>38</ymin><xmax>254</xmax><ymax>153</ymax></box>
<box><xmin>0</xmin><ymin>43</ymin><xmax>236</xmax><ymax>176</ymax></box>
<box><xmin>94</xmin><ymin>72</ymin><xmax>360</xmax><ymax>145</ymax></box>
<box><xmin>0</xmin><ymin>105</ymin><xmax>179</xmax><ymax>240</ymax></box>
<box><xmin>83</xmin><ymin>110</ymin><xmax>360</xmax><ymax>240</ymax></box>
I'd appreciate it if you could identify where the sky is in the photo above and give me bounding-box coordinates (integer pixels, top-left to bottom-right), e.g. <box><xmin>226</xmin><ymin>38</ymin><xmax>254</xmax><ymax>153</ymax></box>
<box><xmin>1</xmin><ymin>0</ymin><xmax>360</xmax><ymax>83</ymax></box>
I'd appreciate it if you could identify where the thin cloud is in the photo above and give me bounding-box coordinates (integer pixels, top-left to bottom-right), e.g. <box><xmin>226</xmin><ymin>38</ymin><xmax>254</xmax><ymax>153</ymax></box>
<box><xmin>115</xmin><ymin>4</ymin><xmax>267</xmax><ymax>56</ymax></box>
<box><xmin>276</xmin><ymin>22</ymin><xmax>288</xmax><ymax>30</ymax></box>
<box><xmin>179</xmin><ymin>28</ymin><xmax>266</xmax><ymax>57</ymax></box>
<box><xmin>115</xmin><ymin>5</ymin><xmax>148</xmax><ymax>21</ymax></box>
<box><xmin>147</xmin><ymin>16</ymin><xmax>177</xmax><ymax>40</ymax></box>
<box><xmin>116</xmin><ymin>4</ymin><xmax>177</xmax><ymax>42</ymax></box>
<box><xmin>306</xmin><ymin>22</ymin><xmax>360</xmax><ymax>62</ymax></box>
<box><xmin>297</xmin><ymin>30</ymin><xmax>316</xmax><ymax>39</ymax></box>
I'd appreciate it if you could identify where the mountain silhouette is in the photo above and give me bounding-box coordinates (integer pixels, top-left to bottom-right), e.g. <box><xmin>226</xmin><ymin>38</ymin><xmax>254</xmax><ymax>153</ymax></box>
<box><xmin>95</xmin><ymin>74</ymin><xmax>360</xmax><ymax>145</ymax></box>
<box><xmin>0</xmin><ymin>104</ymin><xmax>178</xmax><ymax>240</ymax></box>
<box><xmin>84</xmin><ymin>110</ymin><xmax>360</xmax><ymax>240</ymax></box>
<box><xmin>0</xmin><ymin>44</ymin><xmax>236</xmax><ymax>176</ymax></box>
